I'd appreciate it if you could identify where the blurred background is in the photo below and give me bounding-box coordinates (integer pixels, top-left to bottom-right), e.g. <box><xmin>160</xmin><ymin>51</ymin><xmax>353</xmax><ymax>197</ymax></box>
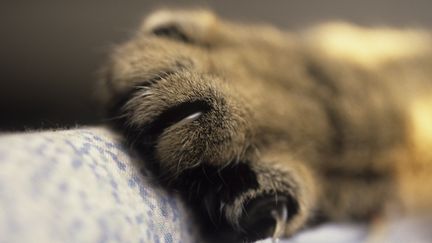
<box><xmin>1</xmin><ymin>0</ymin><xmax>431</xmax><ymax>131</ymax></box>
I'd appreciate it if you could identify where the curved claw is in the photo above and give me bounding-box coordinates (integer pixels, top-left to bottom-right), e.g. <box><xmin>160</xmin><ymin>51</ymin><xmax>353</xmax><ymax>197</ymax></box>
<box><xmin>271</xmin><ymin>202</ymin><xmax>288</xmax><ymax>241</ymax></box>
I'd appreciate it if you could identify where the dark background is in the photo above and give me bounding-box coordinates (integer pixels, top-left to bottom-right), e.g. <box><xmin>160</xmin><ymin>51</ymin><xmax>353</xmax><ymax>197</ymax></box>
<box><xmin>1</xmin><ymin>0</ymin><xmax>431</xmax><ymax>131</ymax></box>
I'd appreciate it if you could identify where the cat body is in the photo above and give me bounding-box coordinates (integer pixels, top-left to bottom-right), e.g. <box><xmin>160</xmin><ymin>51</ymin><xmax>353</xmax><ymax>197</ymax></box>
<box><xmin>101</xmin><ymin>10</ymin><xmax>432</xmax><ymax>241</ymax></box>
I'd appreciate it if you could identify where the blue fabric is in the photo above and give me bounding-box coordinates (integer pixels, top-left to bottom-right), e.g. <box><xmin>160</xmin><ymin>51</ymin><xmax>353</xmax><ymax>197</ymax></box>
<box><xmin>1</xmin><ymin>127</ymin><xmax>429</xmax><ymax>243</ymax></box>
<box><xmin>0</xmin><ymin>128</ymin><xmax>201</xmax><ymax>243</ymax></box>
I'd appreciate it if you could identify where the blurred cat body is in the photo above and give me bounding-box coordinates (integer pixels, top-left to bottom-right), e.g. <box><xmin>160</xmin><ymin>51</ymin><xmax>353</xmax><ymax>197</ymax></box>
<box><xmin>101</xmin><ymin>9</ymin><xmax>432</xmax><ymax>241</ymax></box>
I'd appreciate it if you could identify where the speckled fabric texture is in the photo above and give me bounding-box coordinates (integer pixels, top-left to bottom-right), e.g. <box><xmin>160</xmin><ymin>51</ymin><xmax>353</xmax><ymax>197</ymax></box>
<box><xmin>0</xmin><ymin>127</ymin><xmax>429</xmax><ymax>243</ymax></box>
<box><xmin>0</xmin><ymin>128</ymin><xmax>200</xmax><ymax>243</ymax></box>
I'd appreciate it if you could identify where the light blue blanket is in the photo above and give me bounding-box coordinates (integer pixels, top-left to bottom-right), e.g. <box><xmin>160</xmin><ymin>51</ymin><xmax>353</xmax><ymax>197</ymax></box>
<box><xmin>0</xmin><ymin>128</ymin><xmax>429</xmax><ymax>243</ymax></box>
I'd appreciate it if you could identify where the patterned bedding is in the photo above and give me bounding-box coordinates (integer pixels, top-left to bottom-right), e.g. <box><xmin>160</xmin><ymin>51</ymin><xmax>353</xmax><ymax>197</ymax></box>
<box><xmin>0</xmin><ymin>128</ymin><xmax>429</xmax><ymax>243</ymax></box>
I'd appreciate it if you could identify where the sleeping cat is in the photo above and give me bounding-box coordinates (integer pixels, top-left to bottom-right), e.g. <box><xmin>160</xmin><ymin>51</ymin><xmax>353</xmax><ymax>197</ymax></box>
<box><xmin>100</xmin><ymin>9</ymin><xmax>432</xmax><ymax>242</ymax></box>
